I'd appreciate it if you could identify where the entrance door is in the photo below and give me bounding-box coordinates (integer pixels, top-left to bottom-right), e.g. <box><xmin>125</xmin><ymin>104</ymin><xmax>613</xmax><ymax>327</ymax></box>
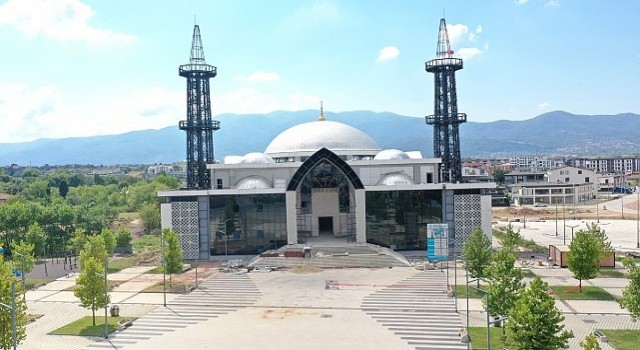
<box><xmin>318</xmin><ymin>217</ymin><xmax>333</xmax><ymax>236</ymax></box>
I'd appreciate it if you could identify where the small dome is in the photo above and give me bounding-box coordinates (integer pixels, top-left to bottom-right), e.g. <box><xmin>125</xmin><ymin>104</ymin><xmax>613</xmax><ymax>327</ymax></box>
<box><xmin>235</xmin><ymin>176</ymin><xmax>272</xmax><ymax>189</ymax></box>
<box><xmin>240</xmin><ymin>153</ymin><xmax>274</xmax><ymax>164</ymax></box>
<box><xmin>378</xmin><ymin>173</ymin><xmax>413</xmax><ymax>186</ymax></box>
<box><xmin>374</xmin><ymin>149</ymin><xmax>410</xmax><ymax>160</ymax></box>
<box><xmin>265</xmin><ymin>120</ymin><xmax>381</xmax><ymax>156</ymax></box>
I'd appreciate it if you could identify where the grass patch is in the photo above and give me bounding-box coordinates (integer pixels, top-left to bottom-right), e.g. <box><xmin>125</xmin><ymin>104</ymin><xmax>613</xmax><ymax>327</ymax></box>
<box><xmin>50</xmin><ymin>316</ymin><xmax>136</xmax><ymax>337</ymax></box>
<box><xmin>107</xmin><ymin>255</ymin><xmax>141</xmax><ymax>273</ymax></box>
<box><xmin>146</xmin><ymin>265</ymin><xmax>164</xmax><ymax>274</ymax></box>
<box><xmin>469</xmin><ymin>326</ymin><xmax>506</xmax><ymax>350</ymax></box>
<box><xmin>142</xmin><ymin>281</ymin><xmax>191</xmax><ymax>293</ymax></box>
<box><xmin>601</xmin><ymin>329</ymin><xmax>640</xmax><ymax>350</ymax></box>
<box><xmin>453</xmin><ymin>285</ymin><xmax>486</xmax><ymax>299</ymax></box>
<box><xmin>598</xmin><ymin>268</ymin><xmax>626</xmax><ymax>278</ymax></box>
<box><xmin>132</xmin><ymin>234</ymin><xmax>161</xmax><ymax>252</ymax></box>
<box><xmin>492</xmin><ymin>228</ymin><xmax>547</xmax><ymax>253</ymax></box>
<box><xmin>548</xmin><ymin>286</ymin><xmax>615</xmax><ymax>300</ymax></box>
<box><xmin>521</xmin><ymin>269</ymin><xmax>536</xmax><ymax>278</ymax></box>
<box><xmin>25</xmin><ymin>278</ymin><xmax>55</xmax><ymax>290</ymax></box>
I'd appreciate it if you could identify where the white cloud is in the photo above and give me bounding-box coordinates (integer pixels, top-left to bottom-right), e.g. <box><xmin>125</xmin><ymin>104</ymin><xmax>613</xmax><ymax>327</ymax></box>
<box><xmin>0</xmin><ymin>0</ymin><xmax>135</xmax><ymax>43</ymax></box>
<box><xmin>537</xmin><ymin>102</ymin><xmax>552</xmax><ymax>110</ymax></box>
<box><xmin>446</xmin><ymin>24</ymin><xmax>469</xmax><ymax>46</ymax></box>
<box><xmin>545</xmin><ymin>0</ymin><xmax>560</xmax><ymax>8</ymax></box>
<box><xmin>515</xmin><ymin>0</ymin><xmax>530</xmax><ymax>5</ymax></box>
<box><xmin>456</xmin><ymin>48</ymin><xmax>483</xmax><ymax>60</ymax></box>
<box><xmin>377</xmin><ymin>46</ymin><xmax>399</xmax><ymax>62</ymax></box>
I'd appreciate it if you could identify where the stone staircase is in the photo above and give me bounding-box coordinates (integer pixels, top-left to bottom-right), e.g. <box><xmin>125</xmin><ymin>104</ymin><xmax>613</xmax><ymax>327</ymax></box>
<box><xmin>362</xmin><ymin>270</ymin><xmax>467</xmax><ymax>350</ymax></box>
<box><xmin>248</xmin><ymin>242</ymin><xmax>411</xmax><ymax>268</ymax></box>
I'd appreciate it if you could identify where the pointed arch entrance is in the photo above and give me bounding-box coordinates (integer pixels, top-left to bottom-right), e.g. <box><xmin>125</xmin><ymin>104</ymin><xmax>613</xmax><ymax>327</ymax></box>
<box><xmin>286</xmin><ymin>148</ymin><xmax>365</xmax><ymax>243</ymax></box>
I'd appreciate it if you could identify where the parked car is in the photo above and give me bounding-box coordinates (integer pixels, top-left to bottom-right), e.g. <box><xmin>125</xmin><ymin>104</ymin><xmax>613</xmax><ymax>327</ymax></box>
<box><xmin>533</xmin><ymin>202</ymin><xmax>547</xmax><ymax>207</ymax></box>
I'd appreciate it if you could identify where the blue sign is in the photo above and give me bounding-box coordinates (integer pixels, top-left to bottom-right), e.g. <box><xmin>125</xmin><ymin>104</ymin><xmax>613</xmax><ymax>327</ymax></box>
<box><xmin>426</xmin><ymin>224</ymin><xmax>448</xmax><ymax>261</ymax></box>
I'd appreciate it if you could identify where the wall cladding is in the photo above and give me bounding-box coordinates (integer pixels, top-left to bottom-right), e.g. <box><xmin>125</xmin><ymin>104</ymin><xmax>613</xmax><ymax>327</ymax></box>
<box><xmin>171</xmin><ymin>201</ymin><xmax>199</xmax><ymax>259</ymax></box>
<box><xmin>453</xmin><ymin>194</ymin><xmax>482</xmax><ymax>253</ymax></box>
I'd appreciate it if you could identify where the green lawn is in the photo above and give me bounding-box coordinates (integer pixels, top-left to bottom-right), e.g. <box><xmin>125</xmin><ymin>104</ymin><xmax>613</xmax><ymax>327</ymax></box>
<box><xmin>50</xmin><ymin>316</ymin><xmax>135</xmax><ymax>337</ymax></box>
<box><xmin>453</xmin><ymin>285</ymin><xmax>486</xmax><ymax>299</ymax></box>
<box><xmin>469</xmin><ymin>327</ymin><xmax>506</xmax><ymax>350</ymax></box>
<box><xmin>132</xmin><ymin>234</ymin><xmax>161</xmax><ymax>251</ymax></box>
<box><xmin>548</xmin><ymin>285</ymin><xmax>616</xmax><ymax>300</ymax></box>
<box><xmin>601</xmin><ymin>329</ymin><xmax>640</xmax><ymax>350</ymax></box>
<box><xmin>598</xmin><ymin>268</ymin><xmax>626</xmax><ymax>278</ymax></box>
<box><xmin>25</xmin><ymin>278</ymin><xmax>55</xmax><ymax>290</ymax></box>
<box><xmin>107</xmin><ymin>256</ymin><xmax>141</xmax><ymax>273</ymax></box>
<box><xmin>142</xmin><ymin>281</ymin><xmax>191</xmax><ymax>293</ymax></box>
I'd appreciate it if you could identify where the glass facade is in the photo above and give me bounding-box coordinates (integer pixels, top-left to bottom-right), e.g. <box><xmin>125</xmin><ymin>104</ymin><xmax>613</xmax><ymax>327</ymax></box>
<box><xmin>299</xmin><ymin>160</ymin><xmax>351</xmax><ymax>213</ymax></box>
<box><xmin>209</xmin><ymin>194</ymin><xmax>287</xmax><ymax>255</ymax></box>
<box><xmin>365</xmin><ymin>190</ymin><xmax>442</xmax><ymax>250</ymax></box>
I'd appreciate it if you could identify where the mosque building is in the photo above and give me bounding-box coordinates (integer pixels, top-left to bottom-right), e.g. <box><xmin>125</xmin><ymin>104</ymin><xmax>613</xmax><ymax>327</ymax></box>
<box><xmin>158</xmin><ymin>107</ymin><xmax>494</xmax><ymax>259</ymax></box>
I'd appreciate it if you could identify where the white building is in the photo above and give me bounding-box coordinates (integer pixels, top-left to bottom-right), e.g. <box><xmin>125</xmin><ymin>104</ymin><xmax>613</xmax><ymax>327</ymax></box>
<box><xmin>158</xmin><ymin>114</ymin><xmax>495</xmax><ymax>259</ymax></box>
<box><xmin>509</xmin><ymin>166</ymin><xmax>596</xmax><ymax>206</ymax></box>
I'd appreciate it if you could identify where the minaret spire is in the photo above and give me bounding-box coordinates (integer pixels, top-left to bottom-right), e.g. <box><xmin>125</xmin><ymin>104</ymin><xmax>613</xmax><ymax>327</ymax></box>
<box><xmin>318</xmin><ymin>101</ymin><xmax>326</xmax><ymax>121</ymax></box>
<box><xmin>425</xmin><ymin>18</ymin><xmax>467</xmax><ymax>183</ymax></box>
<box><xmin>179</xmin><ymin>25</ymin><xmax>220</xmax><ymax>189</ymax></box>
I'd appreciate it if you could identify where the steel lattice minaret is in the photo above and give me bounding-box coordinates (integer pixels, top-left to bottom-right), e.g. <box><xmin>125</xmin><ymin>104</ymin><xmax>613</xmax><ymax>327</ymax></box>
<box><xmin>425</xmin><ymin>18</ymin><xmax>467</xmax><ymax>183</ymax></box>
<box><xmin>179</xmin><ymin>25</ymin><xmax>220</xmax><ymax>189</ymax></box>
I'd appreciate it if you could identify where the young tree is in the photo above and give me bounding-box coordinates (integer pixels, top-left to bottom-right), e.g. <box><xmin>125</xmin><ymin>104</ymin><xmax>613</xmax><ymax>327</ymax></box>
<box><xmin>500</xmin><ymin>223</ymin><xmax>522</xmax><ymax>254</ymax></box>
<box><xmin>101</xmin><ymin>228</ymin><xmax>116</xmax><ymax>256</ymax></box>
<box><xmin>506</xmin><ymin>277</ymin><xmax>573</xmax><ymax>350</ymax></box>
<box><xmin>0</xmin><ymin>256</ymin><xmax>27</xmax><ymax>350</ymax></box>
<box><xmin>115</xmin><ymin>227</ymin><xmax>133</xmax><ymax>248</ymax></box>
<box><xmin>567</xmin><ymin>230</ymin><xmax>600</xmax><ymax>292</ymax></box>
<box><xmin>10</xmin><ymin>241</ymin><xmax>35</xmax><ymax>274</ymax></box>
<box><xmin>483</xmin><ymin>249</ymin><xmax>525</xmax><ymax>319</ymax></box>
<box><xmin>68</xmin><ymin>229</ymin><xmax>87</xmax><ymax>257</ymax></box>
<box><xmin>579</xmin><ymin>332</ymin><xmax>602</xmax><ymax>350</ymax></box>
<box><xmin>139</xmin><ymin>203</ymin><xmax>161</xmax><ymax>234</ymax></box>
<box><xmin>618</xmin><ymin>258</ymin><xmax>640</xmax><ymax>321</ymax></box>
<box><xmin>24</xmin><ymin>223</ymin><xmax>46</xmax><ymax>260</ymax></box>
<box><xmin>163</xmin><ymin>229</ymin><xmax>183</xmax><ymax>286</ymax></box>
<box><xmin>462</xmin><ymin>227</ymin><xmax>492</xmax><ymax>286</ymax></box>
<box><xmin>585</xmin><ymin>223</ymin><xmax>613</xmax><ymax>258</ymax></box>
<box><xmin>79</xmin><ymin>235</ymin><xmax>107</xmax><ymax>270</ymax></box>
<box><xmin>74</xmin><ymin>257</ymin><xmax>109</xmax><ymax>326</ymax></box>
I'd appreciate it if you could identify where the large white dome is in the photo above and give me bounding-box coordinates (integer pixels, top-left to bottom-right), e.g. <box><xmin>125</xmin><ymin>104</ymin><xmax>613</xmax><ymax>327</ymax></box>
<box><xmin>264</xmin><ymin>120</ymin><xmax>381</xmax><ymax>156</ymax></box>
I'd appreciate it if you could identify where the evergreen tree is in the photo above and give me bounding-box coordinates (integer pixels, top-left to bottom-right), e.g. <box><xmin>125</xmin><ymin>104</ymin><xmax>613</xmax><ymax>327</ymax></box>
<box><xmin>506</xmin><ymin>277</ymin><xmax>573</xmax><ymax>350</ymax></box>
<box><xmin>484</xmin><ymin>249</ymin><xmax>525</xmax><ymax>319</ymax></box>
<box><xmin>618</xmin><ymin>258</ymin><xmax>640</xmax><ymax>321</ymax></box>
<box><xmin>579</xmin><ymin>332</ymin><xmax>602</xmax><ymax>350</ymax></box>
<box><xmin>462</xmin><ymin>227</ymin><xmax>492</xmax><ymax>286</ymax></box>
<box><xmin>0</xmin><ymin>256</ymin><xmax>27</xmax><ymax>350</ymax></box>
<box><xmin>567</xmin><ymin>230</ymin><xmax>600</xmax><ymax>292</ymax></box>
<box><xmin>163</xmin><ymin>229</ymin><xmax>183</xmax><ymax>286</ymax></box>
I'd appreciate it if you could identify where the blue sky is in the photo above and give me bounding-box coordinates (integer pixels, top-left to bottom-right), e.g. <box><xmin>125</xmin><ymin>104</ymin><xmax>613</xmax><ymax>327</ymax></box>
<box><xmin>0</xmin><ymin>0</ymin><xmax>638</xmax><ymax>143</ymax></box>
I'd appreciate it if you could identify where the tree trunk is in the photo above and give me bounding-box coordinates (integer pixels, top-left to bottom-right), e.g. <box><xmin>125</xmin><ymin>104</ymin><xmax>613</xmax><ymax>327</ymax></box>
<box><xmin>579</xmin><ymin>279</ymin><xmax>582</xmax><ymax>292</ymax></box>
<box><xmin>92</xmin><ymin>309</ymin><xmax>96</xmax><ymax>326</ymax></box>
<box><xmin>170</xmin><ymin>274</ymin><xmax>173</xmax><ymax>287</ymax></box>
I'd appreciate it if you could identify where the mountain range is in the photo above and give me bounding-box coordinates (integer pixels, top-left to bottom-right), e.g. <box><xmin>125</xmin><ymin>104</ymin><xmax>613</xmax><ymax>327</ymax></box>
<box><xmin>1</xmin><ymin>110</ymin><xmax>638</xmax><ymax>166</ymax></box>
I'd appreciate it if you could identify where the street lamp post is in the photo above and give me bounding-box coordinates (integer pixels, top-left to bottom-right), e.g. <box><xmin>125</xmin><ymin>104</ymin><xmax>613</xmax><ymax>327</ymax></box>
<box><xmin>104</xmin><ymin>257</ymin><xmax>108</xmax><ymax>339</ymax></box>
<box><xmin>565</xmin><ymin>224</ymin><xmax>579</xmax><ymax>244</ymax></box>
<box><xmin>562</xmin><ymin>193</ymin><xmax>566</xmax><ymax>241</ymax></box>
<box><xmin>555</xmin><ymin>198</ymin><xmax>558</xmax><ymax>236</ymax></box>
<box><xmin>636</xmin><ymin>189</ymin><xmax>639</xmax><ymax>248</ymax></box>
<box><xmin>221</xmin><ymin>218</ymin><xmax>234</xmax><ymax>257</ymax></box>
<box><xmin>161</xmin><ymin>230</ymin><xmax>166</xmax><ymax>307</ymax></box>
<box><xmin>0</xmin><ymin>281</ymin><xmax>17</xmax><ymax>350</ymax></box>
<box><xmin>37</xmin><ymin>233</ymin><xmax>48</xmax><ymax>277</ymax></box>
<box><xmin>188</xmin><ymin>239</ymin><xmax>199</xmax><ymax>289</ymax></box>
<box><xmin>13</xmin><ymin>252</ymin><xmax>26</xmax><ymax>299</ymax></box>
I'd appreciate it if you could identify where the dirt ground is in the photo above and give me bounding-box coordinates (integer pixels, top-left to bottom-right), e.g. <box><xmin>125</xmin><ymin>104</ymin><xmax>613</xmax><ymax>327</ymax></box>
<box><xmin>493</xmin><ymin>201</ymin><xmax>640</xmax><ymax>222</ymax></box>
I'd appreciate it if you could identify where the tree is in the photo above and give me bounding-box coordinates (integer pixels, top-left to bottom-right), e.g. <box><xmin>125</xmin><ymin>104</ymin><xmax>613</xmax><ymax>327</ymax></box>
<box><xmin>585</xmin><ymin>223</ymin><xmax>613</xmax><ymax>258</ymax></box>
<box><xmin>492</xmin><ymin>169</ymin><xmax>508</xmax><ymax>185</ymax></box>
<box><xmin>0</xmin><ymin>256</ymin><xmax>27</xmax><ymax>349</ymax></box>
<box><xmin>10</xmin><ymin>241</ymin><xmax>35</xmax><ymax>274</ymax></box>
<box><xmin>579</xmin><ymin>332</ymin><xmax>602</xmax><ymax>350</ymax></box>
<box><xmin>618</xmin><ymin>258</ymin><xmax>640</xmax><ymax>321</ymax></box>
<box><xmin>74</xmin><ymin>257</ymin><xmax>109</xmax><ymax>326</ymax></box>
<box><xmin>506</xmin><ymin>277</ymin><xmax>573</xmax><ymax>350</ymax></box>
<box><xmin>139</xmin><ymin>203</ymin><xmax>161</xmax><ymax>234</ymax></box>
<box><xmin>483</xmin><ymin>249</ymin><xmax>525</xmax><ymax>319</ymax></box>
<box><xmin>163</xmin><ymin>229</ymin><xmax>183</xmax><ymax>286</ymax></box>
<box><xmin>67</xmin><ymin>228</ymin><xmax>88</xmax><ymax>256</ymax></box>
<box><xmin>500</xmin><ymin>223</ymin><xmax>522</xmax><ymax>254</ymax></box>
<box><xmin>79</xmin><ymin>235</ymin><xmax>107</xmax><ymax>270</ymax></box>
<box><xmin>567</xmin><ymin>230</ymin><xmax>600</xmax><ymax>292</ymax></box>
<box><xmin>58</xmin><ymin>180</ymin><xmax>69</xmax><ymax>198</ymax></box>
<box><xmin>101</xmin><ymin>228</ymin><xmax>116</xmax><ymax>256</ymax></box>
<box><xmin>462</xmin><ymin>227</ymin><xmax>492</xmax><ymax>286</ymax></box>
<box><xmin>115</xmin><ymin>228</ymin><xmax>133</xmax><ymax>248</ymax></box>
